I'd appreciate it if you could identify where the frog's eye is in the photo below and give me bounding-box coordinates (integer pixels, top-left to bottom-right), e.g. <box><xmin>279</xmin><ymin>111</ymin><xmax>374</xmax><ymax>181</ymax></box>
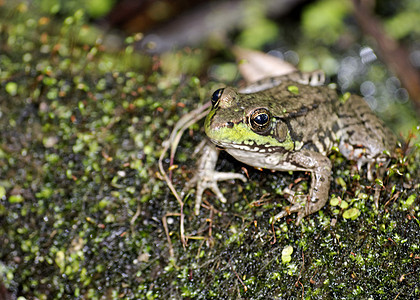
<box><xmin>211</xmin><ymin>88</ymin><xmax>224</xmax><ymax>107</ymax></box>
<box><xmin>249</xmin><ymin>108</ymin><xmax>271</xmax><ymax>132</ymax></box>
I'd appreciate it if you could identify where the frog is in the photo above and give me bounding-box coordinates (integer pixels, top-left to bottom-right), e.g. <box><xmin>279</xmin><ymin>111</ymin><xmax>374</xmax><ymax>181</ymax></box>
<box><xmin>189</xmin><ymin>71</ymin><xmax>396</xmax><ymax>224</ymax></box>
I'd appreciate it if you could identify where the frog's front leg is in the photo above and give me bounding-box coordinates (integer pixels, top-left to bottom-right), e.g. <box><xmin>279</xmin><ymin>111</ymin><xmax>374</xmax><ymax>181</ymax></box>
<box><xmin>273</xmin><ymin>150</ymin><xmax>332</xmax><ymax>224</ymax></box>
<box><xmin>184</xmin><ymin>142</ymin><xmax>247</xmax><ymax>215</ymax></box>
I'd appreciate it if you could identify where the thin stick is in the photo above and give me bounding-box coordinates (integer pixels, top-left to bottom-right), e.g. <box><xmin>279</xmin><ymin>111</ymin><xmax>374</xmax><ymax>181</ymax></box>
<box><xmin>158</xmin><ymin>101</ymin><xmax>211</xmax><ymax>251</ymax></box>
<box><xmin>229</xmin><ymin>258</ymin><xmax>248</xmax><ymax>292</ymax></box>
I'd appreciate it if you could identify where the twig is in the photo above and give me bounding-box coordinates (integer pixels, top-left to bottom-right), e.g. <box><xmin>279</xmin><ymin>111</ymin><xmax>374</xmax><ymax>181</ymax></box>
<box><xmin>270</xmin><ymin>220</ymin><xmax>276</xmax><ymax>245</ymax></box>
<box><xmin>295</xmin><ymin>251</ymin><xmax>305</xmax><ymax>299</ymax></box>
<box><xmin>228</xmin><ymin>258</ymin><xmax>248</xmax><ymax>292</ymax></box>
<box><xmin>159</xmin><ymin>145</ymin><xmax>187</xmax><ymax>248</ymax></box>
<box><xmin>158</xmin><ymin>101</ymin><xmax>211</xmax><ymax>252</ymax></box>
<box><xmin>168</xmin><ymin>101</ymin><xmax>211</xmax><ymax>169</ymax></box>
<box><xmin>162</xmin><ymin>212</ymin><xmax>182</xmax><ymax>258</ymax></box>
<box><xmin>130</xmin><ymin>201</ymin><xmax>141</xmax><ymax>237</ymax></box>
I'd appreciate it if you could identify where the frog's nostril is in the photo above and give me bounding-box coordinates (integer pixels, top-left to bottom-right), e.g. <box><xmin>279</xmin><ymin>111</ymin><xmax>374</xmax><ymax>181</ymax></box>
<box><xmin>226</xmin><ymin>122</ymin><xmax>234</xmax><ymax>128</ymax></box>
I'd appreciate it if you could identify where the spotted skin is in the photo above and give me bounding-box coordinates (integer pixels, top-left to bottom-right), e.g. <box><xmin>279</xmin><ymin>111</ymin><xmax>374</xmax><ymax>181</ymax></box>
<box><xmin>197</xmin><ymin>72</ymin><xmax>396</xmax><ymax>223</ymax></box>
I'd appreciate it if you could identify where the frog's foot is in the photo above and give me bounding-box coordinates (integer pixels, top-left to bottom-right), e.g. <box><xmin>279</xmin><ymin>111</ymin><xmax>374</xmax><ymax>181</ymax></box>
<box><xmin>272</xmin><ymin>150</ymin><xmax>332</xmax><ymax>224</ymax></box>
<box><xmin>182</xmin><ymin>142</ymin><xmax>247</xmax><ymax>215</ymax></box>
<box><xmin>272</xmin><ymin>193</ymin><xmax>327</xmax><ymax>225</ymax></box>
<box><xmin>273</xmin><ymin>190</ymin><xmax>308</xmax><ymax>225</ymax></box>
<box><xmin>273</xmin><ymin>203</ymin><xmax>306</xmax><ymax>225</ymax></box>
<box><xmin>294</xmin><ymin>70</ymin><xmax>326</xmax><ymax>86</ymax></box>
<box><xmin>192</xmin><ymin>169</ymin><xmax>247</xmax><ymax>215</ymax></box>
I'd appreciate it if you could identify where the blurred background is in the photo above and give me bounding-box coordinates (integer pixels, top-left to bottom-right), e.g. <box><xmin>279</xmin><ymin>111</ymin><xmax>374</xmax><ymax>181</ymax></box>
<box><xmin>4</xmin><ymin>0</ymin><xmax>419</xmax><ymax>134</ymax></box>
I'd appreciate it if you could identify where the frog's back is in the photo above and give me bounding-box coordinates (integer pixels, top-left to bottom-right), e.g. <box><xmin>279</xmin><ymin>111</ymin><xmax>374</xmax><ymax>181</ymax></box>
<box><xmin>335</xmin><ymin>95</ymin><xmax>396</xmax><ymax>165</ymax></box>
<box><xmin>258</xmin><ymin>81</ymin><xmax>396</xmax><ymax>165</ymax></box>
<box><xmin>252</xmin><ymin>82</ymin><xmax>340</xmax><ymax>155</ymax></box>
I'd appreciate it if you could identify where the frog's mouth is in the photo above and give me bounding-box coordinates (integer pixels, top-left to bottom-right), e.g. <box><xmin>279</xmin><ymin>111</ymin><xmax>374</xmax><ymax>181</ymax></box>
<box><xmin>209</xmin><ymin>138</ymin><xmax>286</xmax><ymax>154</ymax></box>
<box><xmin>209</xmin><ymin>139</ymin><xmax>257</xmax><ymax>152</ymax></box>
<box><xmin>207</xmin><ymin>120</ymin><xmax>297</xmax><ymax>152</ymax></box>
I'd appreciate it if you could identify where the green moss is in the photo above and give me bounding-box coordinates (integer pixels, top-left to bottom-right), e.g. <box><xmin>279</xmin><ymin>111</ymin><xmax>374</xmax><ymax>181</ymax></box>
<box><xmin>302</xmin><ymin>0</ymin><xmax>351</xmax><ymax>45</ymax></box>
<box><xmin>0</xmin><ymin>1</ymin><xmax>419</xmax><ymax>299</ymax></box>
<box><xmin>8</xmin><ymin>195</ymin><xmax>24</xmax><ymax>203</ymax></box>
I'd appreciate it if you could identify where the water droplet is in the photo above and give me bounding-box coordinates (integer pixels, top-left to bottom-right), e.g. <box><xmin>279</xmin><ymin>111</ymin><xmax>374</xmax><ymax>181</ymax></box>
<box><xmin>360</xmin><ymin>81</ymin><xmax>376</xmax><ymax>97</ymax></box>
<box><xmin>409</xmin><ymin>50</ymin><xmax>420</xmax><ymax>67</ymax></box>
<box><xmin>395</xmin><ymin>88</ymin><xmax>409</xmax><ymax>103</ymax></box>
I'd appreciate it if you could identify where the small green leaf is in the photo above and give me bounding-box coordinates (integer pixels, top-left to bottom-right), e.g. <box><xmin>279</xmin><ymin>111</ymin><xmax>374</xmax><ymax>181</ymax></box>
<box><xmin>391</xmin><ymin>184</ymin><xmax>396</xmax><ymax>195</ymax></box>
<box><xmin>375</xmin><ymin>178</ymin><xmax>384</xmax><ymax>187</ymax></box>
<box><xmin>5</xmin><ymin>82</ymin><xmax>18</xmax><ymax>96</ymax></box>
<box><xmin>9</xmin><ymin>194</ymin><xmax>24</xmax><ymax>203</ymax></box>
<box><xmin>281</xmin><ymin>245</ymin><xmax>293</xmax><ymax>263</ymax></box>
<box><xmin>287</xmin><ymin>85</ymin><xmax>299</xmax><ymax>95</ymax></box>
<box><xmin>336</xmin><ymin>177</ymin><xmax>347</xmax><ymax>190</ymax></box>
<box><xmin>331</xmin><ymin>146</ymin><xmax>340</xmax><ymax>153</ymax></box>
<box><xmin>339</xmin><ymin>92</ymin><xmax>351</xmax><ymax>103</ymax></box>
<box><xmin>401</xmin><ymin>194</ymin><xmax>416</xmax><ymax>209</ymax></box>
<box><xmin>282</xmin><ymin>254</ymin><xmax>292</xmax><ymax>263</ymax></box>
<box><xmin>343</xmin><ymin>208</ymin><xmax>360</xmax><ymax>220</ymax></box>
<box><xmin>339</xmin><ymin>200</ymin><xmax>349</xmax><ymax>209</ymax></box>
<box><xmin>330</xmin><ymin>196</ymin><xmax>340</xmax><ymax>206</ymax></box>
<box><xmin>358</xmin><ymin>193</ymin><xmax>368</xmax><ymax>200</ymax></box>
<box><xmin>0</xmin><ymin>186</ymin><xmax>6</xmax><ymax>198</ymax></box>
<box><xmin>382</xmin><ymin>149</ymin><xmax>391</xmax><ymax>156</ymax></box>
<box><xmin>282</xmin><ymin>245</ymin><xmax>293</xmax><ymax>256</ymax></box>
<box><xmin>55</xmin><ymin>250</ymin><xmax>66</xmax><ymax>272</ymax></box>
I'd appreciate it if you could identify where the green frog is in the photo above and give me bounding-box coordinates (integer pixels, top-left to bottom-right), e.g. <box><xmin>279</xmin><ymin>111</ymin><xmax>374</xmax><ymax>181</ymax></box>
<box><xmin>190</xmin><ymin>71</ymin><xmax>396</xmax><ymax>224</ymax></box>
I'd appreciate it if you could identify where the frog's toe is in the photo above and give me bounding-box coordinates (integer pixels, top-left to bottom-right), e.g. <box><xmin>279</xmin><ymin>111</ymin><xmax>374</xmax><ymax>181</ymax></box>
<box><xmin>194</xmin><ymin>178</ymin><xmax>227</xmax><ymax>215</ymax></box>
<box><xmin>193</xmin><ymin>171</ymin><xmax>247</xmax><ymax>215</ymax></box>
<box><xmin>273</xmin><ymin>203</ymin><xmax>305</xmax><ymax>223</ymax></box>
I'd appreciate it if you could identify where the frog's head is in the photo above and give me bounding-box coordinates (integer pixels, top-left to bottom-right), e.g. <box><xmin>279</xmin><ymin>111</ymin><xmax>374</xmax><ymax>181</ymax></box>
<box><xmin>204</xmin><ymin>87</ymin><xmax>296</xmax><ymax>152</ymax></box>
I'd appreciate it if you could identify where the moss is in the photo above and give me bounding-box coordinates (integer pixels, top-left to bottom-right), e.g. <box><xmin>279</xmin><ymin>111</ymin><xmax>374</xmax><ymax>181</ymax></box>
<box><xmin>0</xmin><ymin>1</ymin><xmax>419</xmax><ymax>299</ymax></box>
